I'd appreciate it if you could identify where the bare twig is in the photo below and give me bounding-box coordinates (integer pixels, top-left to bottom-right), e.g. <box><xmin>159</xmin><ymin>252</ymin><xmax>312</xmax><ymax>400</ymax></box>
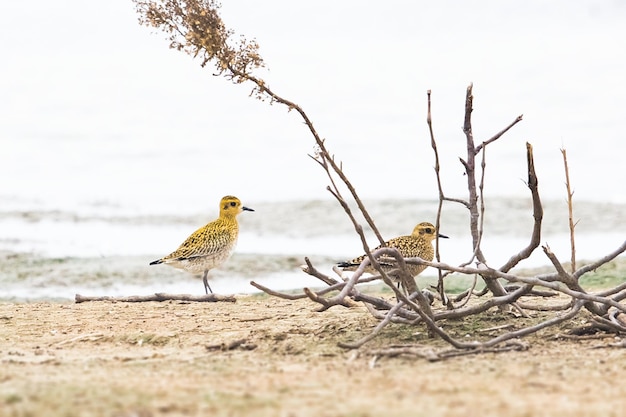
<box><xmin>426</xmin><ymin>90</ymin><xmax>449</xmax><ymax>307</ymax></box>
<box><xmin>478</xmin><ymin>300</ymin><xmax>585</xmax><ymax>347</ymax></box>
<box><xmin>454</xmin><ymin>274</ymin><xmax>479</xmax><ymax>308</ymax></box>
<box><xmin>300</xmin><ymin>256</ymin><xmax>339</xmax><ymax>286</ymax></box>
<box><xmin>249</xmin><ymin>281</ymin><xmax>309</xmax><ymax>300</ymax></box>
<box><xmin>338</xmin><ymin>299</ymin><xmax>410</xmax><ymax>349</ymax></box>
<box><xmin>573</xmin><ymin>240</ymin><xmax>626</xmax><ymax>279</ymax></box>
<box><xmin>561</xmin><ymin>147</ymin><xmax>577</xmax><ymax>272</ymax></box>
<box><xmin>474</xmin><ymin>114</ymin><xmax>524</xmax><ymax>153</ymax></box>
<box><xmin>516</xmin><ymin>301</ymin><xmax>573</xmax><ymax>311</ymax></box>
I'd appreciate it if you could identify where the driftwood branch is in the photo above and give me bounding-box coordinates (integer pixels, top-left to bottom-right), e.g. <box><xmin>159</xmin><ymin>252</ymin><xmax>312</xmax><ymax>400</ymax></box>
<box><xmin>368</xmin><ymin>340</ymin><xmax>529</xmax><ymax>363</ymax></box>
<box><xmin>75</xmin><ymin>293</ymin><xmax>236</xmax><ymax>303</ymax></box>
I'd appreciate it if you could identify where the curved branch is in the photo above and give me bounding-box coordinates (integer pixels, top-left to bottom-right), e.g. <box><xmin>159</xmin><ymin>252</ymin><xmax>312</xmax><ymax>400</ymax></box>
<box><xmin>499</xmin><ymin>142</ymin><xmax>543</xmax><ymax>272</ymax></box>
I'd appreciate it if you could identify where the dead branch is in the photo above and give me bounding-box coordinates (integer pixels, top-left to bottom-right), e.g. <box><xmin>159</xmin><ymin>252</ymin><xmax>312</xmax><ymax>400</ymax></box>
<box><xmin>461</xmin><ymin>84</ymin><xmax>508</xmax><ymax>298</ymax></box>
<box><xmin>592</xmin><ymin>315</ymin><xmax>626</xmax><ymax>334</ymax></box>
<box><xmin>338</xmin><ymin>299</ymin><xmax>411</xmax><ymax>349</ymax></box>
<box><xmin>542</xmin><ymin>245</ymin><xmax>613</xmax><ymax>316</ymax></box>
<box><xmin>478</xmin><ymin>324</ymin><xmax>515</xmax><ymax>333</ymax></box>
<box><xmin>453</xmin><ymin>285</ymin><xmax>488</xmax><ymax>302</ymax></box>
<box><xmin>353</xmin><ymin>293</ymin><xmax>418</xmax><ymax>320</ymax></box>
<box><xmin>479</xmin><ymin>300</ymin><xmax>585</xmax><ymax>348</ymax></box>
<box><xmin>426</xmin><ymin>90</ymin><xmax>449</xmax><ymax>307</ymax></box>
<box><xmin>516</xmin><ymin>301</ymin><xmax>573</xmax><ymax>311</ymax></box>
<box><xmin>561</xmin><ymin>148</ymin><xmax>577</xmax><ymax>272</ymax></box>
<box><xmin>461</xmin><ymin>84</ymin><xmax>485</xmax><ymax>263</ymax></box>
<box><xmin>300</xmin><ymin>256</ymin><xmax>339</xmax><ymax>286</ymax></box>
<box><xmin>502</xmin><ymin>285</ymin><xmax>558</xmax><ymax>297</ymax></box>
<box><xmin>367</xmin><ymin>340</ymin><xmax>529</xmax><ymax>363</ymax></box>
<box><xmin>453</xmin><ymin>274</ymin><xmax>478</xmax><ymax>308</ymax></box>
<box><xmin>74</xmin><ymin>293</ymin><xmax>236</xmax><ymax>303</ymax></box>
<box><xmin>362</xmin><ymin>302</ymin><xmax>417</xmax><ymax>324</ymax></box>
<box><xmin>542</xmin><ymin>244</ymin><xmax>576</xmax><ymax>286</ymax></box>
<box><xmin>250</xmin><ymin>278</ymin><xmax>354</xmax><ymax>301</ymax></box>
<box><xmin>499</xmin><ymin>142</ymin><xmax>543</xmax><ymax>272</ymax></box>
<box><xmin>474</xmin><ymin>114</ymin><xmax>524</xmax><ymax>153</ymax></box>
<box><xmin>595</xmin><ymin>280</ymin><xmax>626</xmax><ymax>297</ymax></box>
<box><xmin>428</xmin><ymin>259</ymin><xmax>626</xmax><ymax>311</ymax></box>
<box><xmin>249</xmin><ymin>281</ymin><xmax>309</xmax><ymax>300</ymax></box>
<box><xmin>573</xmin><ymin>240</ymin><xmax>626</xmax><ymax>279</ymax></box>
<box><xmin>433</xmin><ymin>284</ymin><xmax>533</xmax><ymax>321</ymax></box>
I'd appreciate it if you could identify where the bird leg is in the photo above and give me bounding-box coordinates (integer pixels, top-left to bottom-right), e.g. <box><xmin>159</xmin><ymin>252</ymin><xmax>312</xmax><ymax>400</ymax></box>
<box><xmin>202</xmin><ymin>270</ymin><xmax>213</xmax><ymax>294</ymax></box>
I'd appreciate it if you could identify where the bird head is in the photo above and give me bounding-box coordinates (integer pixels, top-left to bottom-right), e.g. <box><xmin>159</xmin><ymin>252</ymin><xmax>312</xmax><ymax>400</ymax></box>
<box><xmin>220</xmin><ymin>195</ymin><xmax>254</xmax><ymax>216</ymax></box>
<box><xmin>412</xmin><ymin>222</ymin><xmax>448</xmax><ymax>241</ymax></box>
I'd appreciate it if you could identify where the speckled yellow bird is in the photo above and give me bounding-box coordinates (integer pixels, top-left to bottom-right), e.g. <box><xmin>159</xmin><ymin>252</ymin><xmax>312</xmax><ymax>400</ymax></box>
<box><xmin>149</xmin><ymin>195</ymin><xmax>254</xmax><ymax>294</ymax></box>
<box><xmin>338</xmin><ymin>222</ymin><xmax>448</xmax><ymax>281</ymax></box>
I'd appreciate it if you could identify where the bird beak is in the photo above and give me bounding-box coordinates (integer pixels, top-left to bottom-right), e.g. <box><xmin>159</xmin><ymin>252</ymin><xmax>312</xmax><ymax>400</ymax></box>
<box><xmin>242</xmin><ymin>206</ymin><xmax>254</xmax><ymax>212</ymax></box>
<box><xmin>438</xmin><ymin>233</ymin><xmax>449</xmax><ymax>239</ymax></box>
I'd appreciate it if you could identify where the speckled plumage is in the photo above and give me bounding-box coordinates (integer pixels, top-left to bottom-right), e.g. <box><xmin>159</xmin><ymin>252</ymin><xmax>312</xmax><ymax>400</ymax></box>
<box><xmin>150</xmin><ymin>196</ymin><xmax>253</xmax><ymax>294</ymax></box>
<box><xmin>338</xmin><ymin>222</ymin><xmax>448</xmax><ymax>279</ymax></box>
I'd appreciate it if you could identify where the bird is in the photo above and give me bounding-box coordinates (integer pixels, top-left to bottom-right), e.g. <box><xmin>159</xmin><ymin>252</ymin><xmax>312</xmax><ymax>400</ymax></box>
<box><xmin>149</xmin><ymin>195</ymin><xmax>254</xmax><ymax>294</ymax></box>
<box><xmin>337</xmin><ymin>222</ymin><xmax>448</xmax><ymax>286</ymax></box>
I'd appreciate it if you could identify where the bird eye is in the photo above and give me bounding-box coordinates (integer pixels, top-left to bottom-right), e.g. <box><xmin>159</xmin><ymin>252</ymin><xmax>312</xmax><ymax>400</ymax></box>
<box><xmin>425</xmin><ymin>228</ymin><xmax>433</xmax><ymax>234</ymax></box>
<box><xmin>229</xmin><ymin>201</ymin><xmax>237</xmax><ymax>207</ymax></box>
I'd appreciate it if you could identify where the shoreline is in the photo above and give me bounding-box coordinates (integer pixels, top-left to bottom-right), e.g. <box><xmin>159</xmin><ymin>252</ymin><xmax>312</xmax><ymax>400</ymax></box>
<box><xmin>2</xmin><ymin>249</ymin><xmax>624</xmax><ymax>303</ymax></box>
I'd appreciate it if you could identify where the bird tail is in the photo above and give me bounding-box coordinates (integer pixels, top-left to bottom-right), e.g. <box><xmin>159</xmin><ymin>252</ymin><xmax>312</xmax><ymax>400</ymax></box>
<box><xmin>149</xmin><ymin>259</ymin><xmax>164</xmax><ymax>266</ymax></box>
<box><xmin>337</xmin><ymin>261</ymin><xmax>358</xmax><ymax>268</ymax></box>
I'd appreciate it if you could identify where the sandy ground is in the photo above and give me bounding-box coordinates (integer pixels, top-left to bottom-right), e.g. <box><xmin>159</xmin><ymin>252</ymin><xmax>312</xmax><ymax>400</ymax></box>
<box><xmin>1</xmin><ymin>290</ymin><xmax>626</xmax><ymax>417</ymax></box>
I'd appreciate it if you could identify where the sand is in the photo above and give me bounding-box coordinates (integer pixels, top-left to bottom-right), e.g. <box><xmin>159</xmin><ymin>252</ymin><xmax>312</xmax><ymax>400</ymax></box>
<box><xmin>1</xmin><ymin>290</ymin><xmax>625</xmax><ymax>417</ymax></box>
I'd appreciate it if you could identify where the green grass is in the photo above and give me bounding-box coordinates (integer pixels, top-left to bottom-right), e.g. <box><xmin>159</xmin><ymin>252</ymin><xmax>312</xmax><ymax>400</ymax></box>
<box><xmin>578</xmin><ymin>258</ymin><xmax>626</xmax><ymax>290</ymax></box>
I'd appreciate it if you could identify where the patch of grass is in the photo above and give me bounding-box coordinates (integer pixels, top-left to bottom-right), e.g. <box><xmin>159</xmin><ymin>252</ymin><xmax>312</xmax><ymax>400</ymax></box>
<box><xmin>4</xmin><ymin>393</ymin><xmax>22</xmax><ymax>405</ymax></box>
<box><xmin>511</xmin><ymin>257</ymin><xmax>626</xmax><ymax>290</ymax></box>
<box><xmin>378</xmin><ymin>322</ymin><xmax>427</xmax><ymax>342</ymax></box>
<box><xmin>357</xmin><ymin>275</ymin><xmax>485</xmax><ymax>296</ymax></box>
<box><xmin>578</xmin><ymin>258</ymin><xmax>626</xmax><ymax>290</ymax></box>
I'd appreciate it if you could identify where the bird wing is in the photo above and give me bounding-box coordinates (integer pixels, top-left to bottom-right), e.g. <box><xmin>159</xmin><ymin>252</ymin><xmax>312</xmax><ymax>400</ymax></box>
<box><xmin>340</xmin><ymin>237</ymin><xmax>410</xmax><ymax>267</ymax></box>
<box><xmin>163</xmin><ymin>224</ymin><xmax>234</xmax><ymax>262</ymax></box>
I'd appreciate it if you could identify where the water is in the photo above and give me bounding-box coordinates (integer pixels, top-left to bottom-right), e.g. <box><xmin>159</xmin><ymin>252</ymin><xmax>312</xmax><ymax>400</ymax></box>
<box><xmin>1</xmin><ymin>198</ymin><xmax>624</xmax><ymax>301</ymax></box>
<box><xmin>1</xmin><ymin>1</ymin><xmax>625</xmax><ymax>300</ymax></box>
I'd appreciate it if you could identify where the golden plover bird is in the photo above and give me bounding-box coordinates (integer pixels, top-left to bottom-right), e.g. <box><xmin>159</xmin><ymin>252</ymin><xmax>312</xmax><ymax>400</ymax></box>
<box><xmin>338</xmin><ymin>222</ymin><xmax>448</xmax><ymax>282</ymax></box>
<box><xmin>149</xmin><ymin>195</ymin><xmax>254</xmax><ymax>294</ymax></box>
